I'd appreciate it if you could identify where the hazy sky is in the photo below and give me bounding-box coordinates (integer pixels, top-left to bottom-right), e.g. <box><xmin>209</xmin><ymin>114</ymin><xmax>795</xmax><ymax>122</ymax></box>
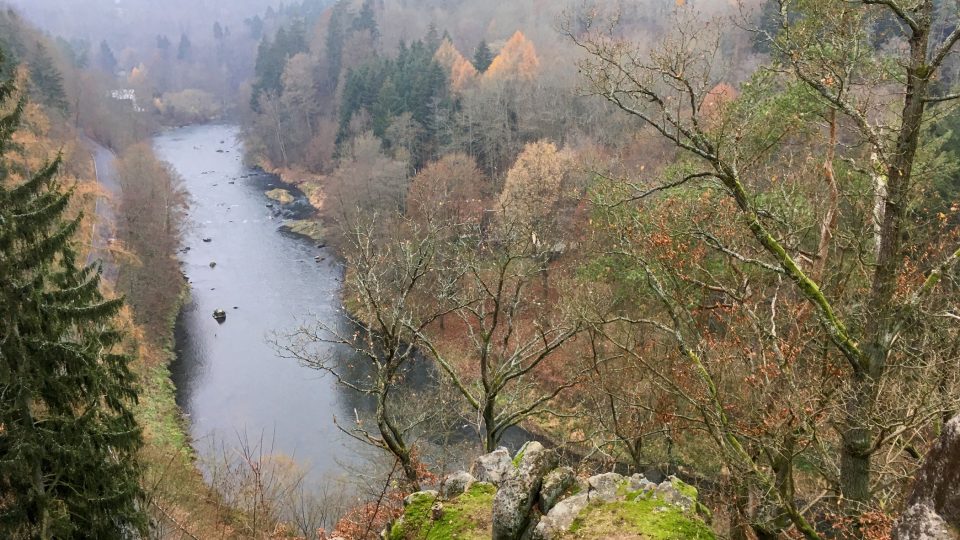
<box><xmin>4</xmin><ymin>0</ymin><xmax>288</xmax><ymax>45</ymax></box>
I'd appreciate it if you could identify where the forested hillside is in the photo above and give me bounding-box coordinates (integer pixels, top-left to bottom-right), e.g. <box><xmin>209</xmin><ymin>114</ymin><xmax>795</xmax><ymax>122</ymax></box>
<box><xmin>242</xmin><ymin>0</ymin><xmax>960</xmax><ymax>538</ymax></box>
<box><xmin>0</xmin><ymin>9</ymin><xmax>254</xmax><ymax>538</ymax></box>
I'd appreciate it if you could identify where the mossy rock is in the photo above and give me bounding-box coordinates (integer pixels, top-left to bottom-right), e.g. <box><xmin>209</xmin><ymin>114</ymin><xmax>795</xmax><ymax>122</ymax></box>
<box><xmin>282</xmin><ymin>219</ymin><xmax>325</xmax><ymax>242</ymax></box>
<box><xmin>265</xmin><ymin>188</ymin><xmax>295</xmax><ymax>204</ymax></box>
<box><xmin>669</xmin><ymin>478</ymin><xmax>697</xmax><ymax>500</ymax></box>
<box><xmin>389</xmin><ymin>483</ymin><xmax>496</xmax><ymax>540</ymax></box>
<box><xmin>672</xmin><ymin>478</ymin><xmax>712</xmax><ymax>521</ymax></box>
<box><xmin>565</xmin><ymin>499</ymin><xmax>714</xmax><ymax>539</ymax></box>
<box><xmin>564</xmin><ymin>492</ymin><xmax>715</xmax><ymax>540</ymax></box>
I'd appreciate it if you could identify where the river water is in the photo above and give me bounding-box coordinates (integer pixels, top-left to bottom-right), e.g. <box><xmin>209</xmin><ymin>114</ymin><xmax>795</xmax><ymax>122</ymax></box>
<box><xmin>158</xmin><ymin>124</ymin><xmax>373</xmax><ymax>485</ymax></box>
<box><xmin>159</xmin><ymin>124</ymin><xmax>538</xmax><ymax>494</ymax></box>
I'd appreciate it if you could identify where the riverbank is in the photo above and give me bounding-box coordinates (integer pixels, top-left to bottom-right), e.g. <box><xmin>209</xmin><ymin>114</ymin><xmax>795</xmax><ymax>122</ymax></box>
<box><xmin>85</xmin><ymin>136</ymin><xmax>242</xmax><ymax>537</ymax></box>
<box><xmin>257</xmin><ymin>160</ymin><xmax>582</xmax><ymax>457</ymax></box>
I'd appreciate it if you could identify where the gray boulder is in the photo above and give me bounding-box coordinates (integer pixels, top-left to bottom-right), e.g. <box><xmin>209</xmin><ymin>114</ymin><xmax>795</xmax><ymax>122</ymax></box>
<box><xmin>441</xmin><ymin>471</ymin><xmax>476</xmax><ymax>499</ymax></box>
<box><xmin>586</xmin><ymin>472</ymin><xmax>624</xmax><ymax>503</ymax></box>
<box><xmin>539</xmin><ymin>467</ymin><xmax>576</xmax><ymax>513</ymax></box>
<box><xmin>655</xmin><ymin>476</ymin><xmax>696</xmax><ymax>512</ymax></box>
<box><xmin>893</xmin><ymin>415</ymin><xmax>960</xmax><ymax>540</ymax></box>
<box><xmin>628</xmin><ymin>473</ymin><xmax>657</xmax><ymax>494</ymax></box>
<box><xmin>492</xmin><ymin>442</ymin><xmax>558</xmax><ymax>540</ymax></box>
<box><xmin>473</xmin><ymin>447</ymin><xmax>514</xmax><ymax>486</ymax></box>
<box><xmin>532</xmin><ymin>493</ymin><xmax>589</xmax><ymax>540</ymax></box>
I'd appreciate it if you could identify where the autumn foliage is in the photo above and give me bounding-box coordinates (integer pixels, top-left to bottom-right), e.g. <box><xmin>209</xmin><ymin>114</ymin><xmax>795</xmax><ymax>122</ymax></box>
<box><xmin>406</xmin><ymin>152</ymin><xmax>487</xmax><ymax>224</ymax></box>
<box><xmin>433</xmin><ymin>39</ymin><xmax>478</xmax><ymax>90</ymax></box>
<box><xmin>498</xmin><ymin>140</ymin><xmax>572</xmax><ymax>233</ymax></box>
<box><xmin>485</xmin><ymin>31</ymin><xmax>540</xmax><ymax>81</ymax></box>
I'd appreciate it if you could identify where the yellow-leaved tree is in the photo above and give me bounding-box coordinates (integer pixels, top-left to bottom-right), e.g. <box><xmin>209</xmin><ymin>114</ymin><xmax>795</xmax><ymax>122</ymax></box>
<box><xmin>433</xmin><ymin>39</ymin><xmax>477</xmax><ymax>90</ymax></box>
<box><xmin>498</xmin><ymin>140</ymin><xmax>571</xmax><ymax>238</ymax></box>
<box><xmin>485</xmin><ymin>31</ymin><xmax>540</xmax><ymax>81</ymax></box>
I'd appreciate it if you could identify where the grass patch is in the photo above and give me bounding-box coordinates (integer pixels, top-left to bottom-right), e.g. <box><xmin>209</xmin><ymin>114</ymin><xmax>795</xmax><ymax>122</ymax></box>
<box><xmin>390</xmin><ymin>483</ymin><xmax>496</xmax><ymax>540</ymax></box>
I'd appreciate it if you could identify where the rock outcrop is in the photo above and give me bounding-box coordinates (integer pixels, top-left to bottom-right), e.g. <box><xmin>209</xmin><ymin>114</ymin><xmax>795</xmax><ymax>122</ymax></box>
<box><xmin>441</xmin><ymin>471</ymin><xmax>476</xmax><ymax>499</ymax></box>
<box><xmin>492</xmin><ymin>441</ymin><xmax>558</xmax><ymax>539</ymax></box>
<box><xmin>472</xmin><ymin>447</ymin><xmax>513</xmax><ymax>485</ymax></box>
<box><xmin>538</xmin><ymin>467</ymin><xmax>575</xmax><ymax>514</ymax></box>
<box><xmin>386</xmin><ymin>443</ymin><xmax>714</xmax><ymax>540</ymax></box>
<box><xmin>893</xmin><ymin>415</ymin><xmax>960</xmax><ymax>540</ymax></box>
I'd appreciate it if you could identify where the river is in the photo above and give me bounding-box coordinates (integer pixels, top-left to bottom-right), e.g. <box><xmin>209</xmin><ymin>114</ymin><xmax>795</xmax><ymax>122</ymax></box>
<box><xmin>158</xmin><ymin>124</ymin><xmax>539</xmax><ymax>494</ymax></box>
<box><xmin>158</xmin><ymin>124</ymin><xmax>374</xmax><ymax>485</ymax></box>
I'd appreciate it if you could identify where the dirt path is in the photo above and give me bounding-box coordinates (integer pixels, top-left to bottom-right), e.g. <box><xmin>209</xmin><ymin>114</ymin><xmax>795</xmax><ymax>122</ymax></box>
<box><xmin>84</xmin><ymin>138</ymin><xmax>120</xmax><ymax>283</ymax></box>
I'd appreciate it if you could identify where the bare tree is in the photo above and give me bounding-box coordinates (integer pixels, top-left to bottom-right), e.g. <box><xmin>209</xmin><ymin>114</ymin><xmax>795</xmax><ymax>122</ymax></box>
<box><xmin>566</xmin><ymin>1</ymin><xmax>960</xmax><ymax>537</ymax></box>
<box><xmin>279</xmin><ymin>216</ymin><xmax>462</xmax><ymax>489</ymax></box>
<box><xmin>413</xmin><ymin>220</ymin><xmax>586</xmax><ymax>452</ymax></box>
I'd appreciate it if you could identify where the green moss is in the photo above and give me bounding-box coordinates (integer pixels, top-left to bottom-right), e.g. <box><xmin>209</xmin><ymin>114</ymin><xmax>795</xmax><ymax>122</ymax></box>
<box><xmin>564</xmin><ymin>494</ymin><xmax>715</xmax><ymax>539</ymax></box>
<box><xmin>512</xmin><ymin>442</ymin><xmax>530</xmax><ymax>468</ymax></box>
<box><xmin>669</xmin><ymin>478</ymin><xmax>713</xmax><ymax>521</ymax></box>
<box><xmin>390</xmin><ymin>483</ymin><xmax>496</xmax><ymax>540</ymax></box>
<box><xmin>670</xmin><ymin>478</ymin><xmax>698</xmax><ymax>500</ymax></box>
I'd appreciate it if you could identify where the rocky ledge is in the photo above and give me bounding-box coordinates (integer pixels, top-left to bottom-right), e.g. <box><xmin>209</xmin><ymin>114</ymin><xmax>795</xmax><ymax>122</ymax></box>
<box><xmin>385</xmin><ymin>442</ymin><xmax>714</xmax><ymax>539</ymax></box>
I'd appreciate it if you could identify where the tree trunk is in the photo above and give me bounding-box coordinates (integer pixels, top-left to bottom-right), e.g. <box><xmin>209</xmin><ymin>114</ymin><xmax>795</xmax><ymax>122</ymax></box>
<box><xmin>841</xmin><ymin>15</ymin><xmax>931</xmax><ymax>510</ymax></box>
<box><xmin>483</xmin><ymin>397</ymin><xmax>498</xmax><ymax>452</ymax></box>
<box><xmin>376</xmin><ymin>372</ymin><xmax>420</xmax><ymax>490</ymax></box>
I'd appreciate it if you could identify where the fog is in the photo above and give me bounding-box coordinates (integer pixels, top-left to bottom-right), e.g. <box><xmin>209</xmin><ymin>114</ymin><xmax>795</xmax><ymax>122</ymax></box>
<box><xmin>5</xmin><ymin>0</ymin><xmax>289</xmax><ymax>44</ymax></box>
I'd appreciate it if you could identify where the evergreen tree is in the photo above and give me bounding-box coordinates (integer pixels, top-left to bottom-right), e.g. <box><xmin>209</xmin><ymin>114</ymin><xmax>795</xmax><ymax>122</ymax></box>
<box><xmin>250</xmin><ymin>22</ymin><xmax>309</xmax><ymax>112</ymax></box>
<box><xmin>353</xmin><ymin>0</ymin><xmax>379</xmax><ymax>39</ymax></box>
<box><xmin>0</xmin><ymin>51</ymin><xmax>146</xmax><ymax>539</ymax></box>
<box><xmin>325</xmin><ymin>0</ymin><xmax>351</xmax><ymax>83</ymax></box>
<box><xmin>28</xmin><ymin>42</ymin><xmax>68</xmax><ymax>113</ymax></box>
<box><xmin>55</xmin><ymin>37</ymin><xmax>89</xmax><ymax>70</ymax></box>
<box><xmin>278</xmin><ymin>19</ymin><xmax>308</xmax><ymax>57</ymax></box>
<box><xmin>425</xmin><ymin>23</ymin><xmax>441</xmax><ymax>52</ymax></box>
<box><xmin>372</xmin><ymin>76</ymin><xmax>401</xmax><ymax>137</ymax></box>
<box><xmin>0</xmin><ymin>10</ymin><xmax>27</xmax><ymax>73</ymax></box>
<box><xmin>244</xmin><ymin>15</ymin><xmax>264</xmax><ymax>40</ymax></box>
<box><xmin>176</xmin><ymin>33</ymin><xmax>192</xmax><ymax>61</ymax></box>
<box><xmin>97</xmin><ymin>40</ymin><xmax>116</xmax><ymax>74</ymax></box>
<box><xmin>473</xmin><ymin>40</ymin><xmax>494</xmax><ymax>73</ymax></box>
<box><xmin>156</xmin><ymin>34</ymin><xmax>171</xmax><ymax>61</ymax></box>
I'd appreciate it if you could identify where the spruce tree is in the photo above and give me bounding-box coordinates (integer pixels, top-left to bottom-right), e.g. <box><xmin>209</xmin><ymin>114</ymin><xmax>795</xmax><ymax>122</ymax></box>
<box><xmin>176</xmin><ymin>33</ymin><xmax>191</xmax><ymax>61</ymax></box>
<box><xmin>353</xmin><ymin>0</ymin><xmax>379</xmax><ymax>39</ymax></box>
<box><xmin>97</xmin><ymin>40</ymin><xmax>116</xmax><ymax>74</ymax></box>
<box><xmin>0</xmin><ymin>52</ymin><xmax>146</xmax><ymax>539</ymax></box>
<box><xmin>473</xmin><ymin>40</ymin><xmax>494</xmax><ymax>73</ymax></box>
<box><xmin>28</xmin><ymin>42</ymin><xmax>68</xmax><ymax>113</ymax></box>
